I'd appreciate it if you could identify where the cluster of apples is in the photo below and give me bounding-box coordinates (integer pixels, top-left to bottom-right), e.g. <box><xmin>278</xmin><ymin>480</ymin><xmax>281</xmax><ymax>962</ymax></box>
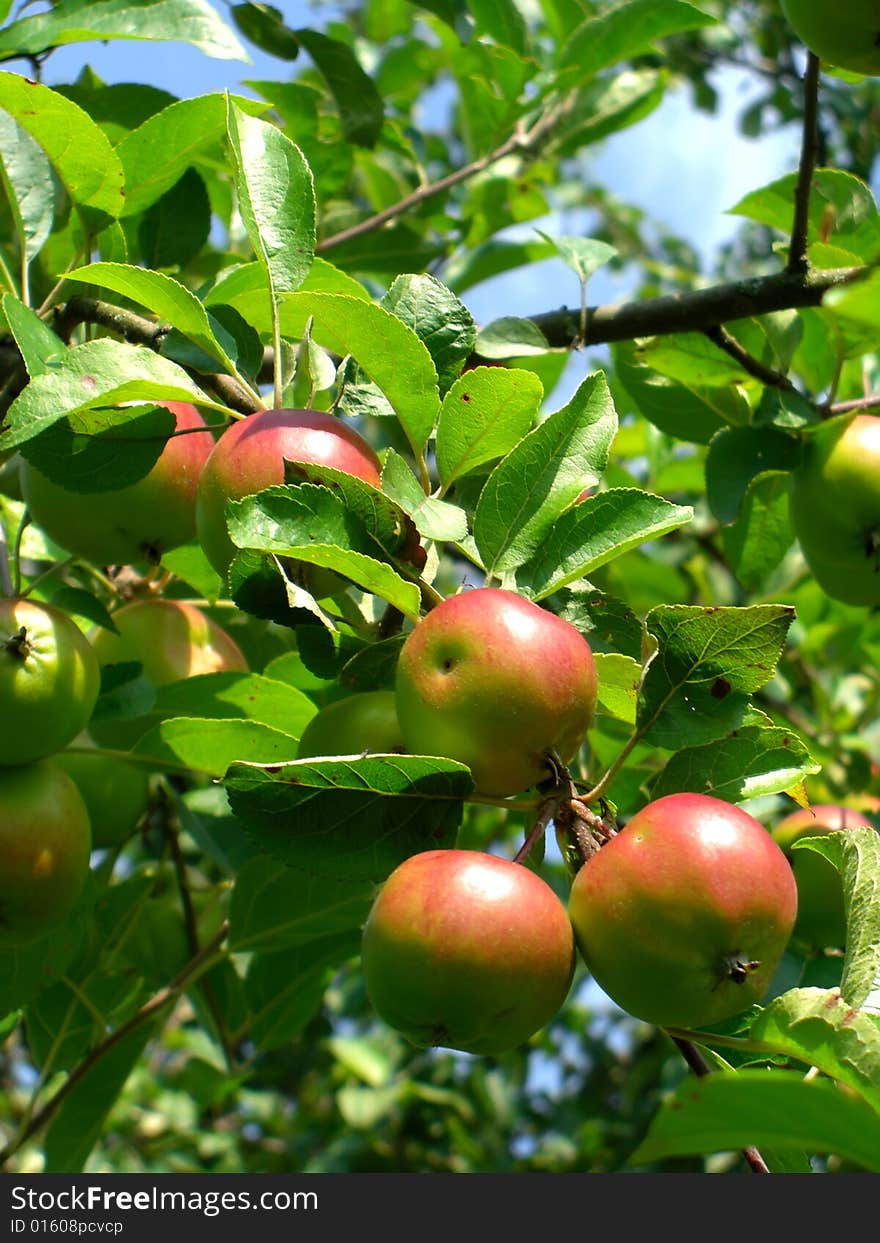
<box><xmin>1</xmin><ymin>399</ymin><xmax>382</xmax><ymax>943</ymax></box>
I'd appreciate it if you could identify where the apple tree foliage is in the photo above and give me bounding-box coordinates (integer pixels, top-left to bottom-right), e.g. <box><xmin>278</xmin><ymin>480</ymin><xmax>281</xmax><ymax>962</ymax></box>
<box><xmin>0</xmin><ymin>0</ymin><xmax>879</xmax><ymax>1174</ymax></box>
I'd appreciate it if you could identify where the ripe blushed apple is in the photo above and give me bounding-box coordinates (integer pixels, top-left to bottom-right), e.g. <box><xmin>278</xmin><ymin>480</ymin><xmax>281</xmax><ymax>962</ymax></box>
<box><xmin>394</xmin><ymin>588</ymin><xmax>597</xmax><ymax>797</ymax></box>
<box><xmin>781</xmin><ymin>0</ymin><xmax>880</xmax><ymax>74</ymax></box>
<box><xmin>297</xmin><ymin>691</ymin><xmax>405</xmax><ymax>758</ymax></box>
<box><xmin>0</xmin><ymin>760</ymin><xmax>92</xmax><ymax>945</ymax></box>
<box><xmin>773</xmin><ymin>803</ymin><xmax>876</xmax><ymax>947</ymax></box>
<box><xmin>789</xmin><ymin>413</ymin><xmax>880</xmax><ymax>606</ymax></box>
<box><xmin>195</xmin><ymin>407</ymin><xmax>383</xmax><ymax>577</ymax></box>
<box><xmin>0</xmin><ymin>598</ymin><xmax>100</xmax><ymax>766</ymax></box>
<box><xmin>21</xmin><ymin>401</ymin><xmax>215</xmax><ymax>567</ymax></box>
<box><xmin>361</xmin><ymin>849</ymin><xmax>575</xmax><ymax>1055</ymax></box>
<box><xmin>90</xmin><ymin>598</ymin><xmax>248</xmax><ymax>687</ymax></box>
<box><xmin>569</xmin><ymin>793</ymin><xmax>798</xmax><ymax>1029</ymax></box>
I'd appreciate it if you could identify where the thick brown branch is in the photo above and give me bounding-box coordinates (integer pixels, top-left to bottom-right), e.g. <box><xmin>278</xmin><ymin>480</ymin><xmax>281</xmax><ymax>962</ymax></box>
<box><xmin>530</xmin><ymin>266</ymin><xmax>866</xmax><ymax>349</ymax></box>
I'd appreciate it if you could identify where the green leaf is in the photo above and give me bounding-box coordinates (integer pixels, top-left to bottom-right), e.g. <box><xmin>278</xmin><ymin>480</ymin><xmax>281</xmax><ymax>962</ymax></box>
<box><xmin>0</xmin><ymin>339</ymin><xmax>224</xmax><ymax>452</ymax></box>
<box><xmin>230</xmin><ymin>855</ymin><xmax>373</xmax><ymax>952</ymax></box>
<box><xmin>0</xmin><ymin>72</ymin><xmax>124</xmax><ymax>224</ymax></box>
<box><xmin>731</xmin><ymin>169</ymin><xmax>878</xmax><ymax>257</ymax></box>
<box><xmin>225</xmin><ymin>755</ymin><xmax>471</xmax><ymax>880</ymax></box>
<box><xmin>633</xmin><ymin>1071</ymin><xmax>880</xmax><ymax>1171</ymax></box>
<box><xmin>245</xmin><ymin>934</ymin><xmax>358</xmax><ymax>1051</ymax></box>
<box><xmin>474</xmin><ymin>316</ymin><xmax>553</xmax><ymax>358</ymax></box>
<box><xmin>560</xmin><ymin>0</ymin><xmax>717</xmax><ymax>76</ymax></box>
<box><xmin>473</xmin><ymin>372</ymin><xmax>618</xmax><ymax>576</ymax></box>
<box><xmin>19</xmin><ymin>403</ymin><xmax>175</xmax><ymax>492</ymax></box>
<box><xmin>638</xmin><ymin>604</ymin><xmax>795</xmax><ymax>751</ymax></box>
<box><xmin>522</xmin><ymin>489</ymin><xmax>693</xmax><ymax>601</ymax></box>
<box><xmin>613</xmin><ymin>340</ymin><xmax>745</xmax><ymax>443</ymax></box>
<box><xmin>636</xmin><ymin>333</ymin><xmax>753</xmax><ymax>388</ymax></box>
<box><xmin>0</xmin><ymin>0</ymin><xmax>249</xmax><ymax>60</ymax></box>
<box><xmin>116</xmin><ymin>93</ymin><xmax>265</xmax><ymax>217</ymax></box>
<box><xmin>277</xmin><ymin>292</ymin><xmax>440</xmax><ymax>454</ymax></box>
<box><xmin>794</xmin><ymin>829</ymin><xmax>880</xmax><ymax>1011</ymax></box>
<box><xmin>750</xmin><ymin>988</ymin><xmax>880</xmax><ymax>1114</ymax></box>
<box><xmin>0</xmin><ymin>110</ymin><xmax>54</xmax><ymax>268</ymax></box>
<box><xmin>651</xmin><ymin>719</ymin><xmax>820</xmax><ymax>801</ymax></box>
<box><xmin>43</xmin><ymin>1023</ymin><xmax>156</xmax><ymax>1173</ymax></box>
<box><xmin>554</xmin><ymin>69</ymin><xmax>666</xmax><ymax>156</ymax></box>
<box><xmin>133</xmin><ymin>717</ymin><xmax>300</xmax><ymax>776</ymax></box>
<box><xmin>468</xmin><ymin>0</ymin><xmax>528</xmax><ymax>54</ymax></box>
<box><xmin>381</xmin><ymin>273</ymin><xmax>476</xmax><ymax>396</ymax></box>
<box><xmin>2</xmin><ymin>294</ymin><xmax>66</xmax><ymax>377</ymax></box>
<box><xmin>138</xmin><ymin>166</ymin><xmax>211</xmax><ymax>268</ymax></box>
<box><xmin>720</xmin><ymin>471</ymin><xmax>794</xmax><ymax>593</ymax></box>
<box><xmin>226</xmin><ymin>100</ymin><xmax>316</xmax><ymax>299</ymax></box>
<box><xmin>435</xmin><ymin>367</ymin><xmax>543</xmax><ymax>488</ymax></box>
<box><xmin>153</xmin><ymin>672</ymin><xmax>317</xmax><ymax>736</ymax></box>
<box><xmin>294</xmin><ymin>27</ymin><xmax>383</xmax><ymax>147</ymax></box>
<box><xmin>26</xmin><ymin>971</ymin><xmax>145</xmax><ymax>1073</ymax></box>
<box><xmin>826</xmin><ymin>271</ymin><xmax>880</xmax><ymax>332</ymax></box>
<box><xmin>593</xmin><ymin>652</ymin><xmax>640</xmax><ymax>724</ymax></box>
<box><xmin>705</xmin><ymin>426</ymin><xmax>799</xmax><ymax>524</ymax></box>
<box><xmin>0</xmin><ymin>915</ymin><xmax>88</xmax><ymax>1017</ymax></box>
<box><xmin>535</xmin><ymin>232</ymin><xmax>618</xmax><ymax>283</ymax></box>
<box><xmin>231</xmin><ymin>3</ymin><xmax>300</xmax><ymax>59</ymax></box>
<box><xmin>65</xmin><ymin>262</ymin><xmax>239</xmax><ymax>373</ymax></box>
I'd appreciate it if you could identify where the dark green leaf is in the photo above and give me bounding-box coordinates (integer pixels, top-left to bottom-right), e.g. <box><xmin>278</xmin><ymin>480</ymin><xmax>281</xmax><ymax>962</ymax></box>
<box><xmin>19</xmin><ymin>404</ymin><xmax>174</xmax><ymax>492</ymax></box>
<box><xmin>295</xmin><ymin>27</ymin><xmax>383</xmax><ymax>147</ymax></box>
<box><xmin>138</xmin><ymin>167</ymin><xmax>211</xmax><ymax>268</ymax></box>
<box><xmin>560</xmin><ymin>0</ymin><xmax>717</xmax><ymax>76</ymax></box>
<box><xmin>381</xmin><ymin>273</ymin><xmax>476</xmax><ymax>396</ymax></box>
<box><xmin>231</xmin><ymin>3</ymin><xmax>300</xmax><ymax>59</ymax></box>
<box><xmin>231</xmin><ymin>856</ymin><xmax>373</xmax><ymax>951</ymax></box>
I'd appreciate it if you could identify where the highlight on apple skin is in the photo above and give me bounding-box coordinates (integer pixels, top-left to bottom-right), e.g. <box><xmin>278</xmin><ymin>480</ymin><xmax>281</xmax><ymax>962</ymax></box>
<box><xmin>394</xmin><ymin>587</ymin><xmax>598</xmax><ymax>798</ymax></box>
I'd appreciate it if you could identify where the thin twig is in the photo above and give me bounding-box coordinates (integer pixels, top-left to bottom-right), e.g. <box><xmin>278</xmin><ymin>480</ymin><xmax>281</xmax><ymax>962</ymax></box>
<box><xmin>787</xmin><ymin>52</ymin><xmax>821</xmax><ymax>274</ymax></box>
<box><xmin>317</xmin><ymin>105</ymin><xmax>567</xmax><ymax>255</ymax></box>
<box><xmin>705</xmin><ymin>324</ymin><xmax>798</xmax><ymax>391</ymax></box>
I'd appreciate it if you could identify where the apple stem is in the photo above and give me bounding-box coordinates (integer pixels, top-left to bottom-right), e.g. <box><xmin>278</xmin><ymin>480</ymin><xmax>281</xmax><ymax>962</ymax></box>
<box><xmin>514</xmin><ymin>797</ymin><xmax>556</xmax><ymax>865</ymax></box>
<box><xmin>2</xmin><ymin>625</ymin><xmax>30</xmax><ymax>660</ymax></box>
<box><xmin>671</xmin><ymin>1036</ymin><xmax>770</xmax><ymax>1174</ymax></box>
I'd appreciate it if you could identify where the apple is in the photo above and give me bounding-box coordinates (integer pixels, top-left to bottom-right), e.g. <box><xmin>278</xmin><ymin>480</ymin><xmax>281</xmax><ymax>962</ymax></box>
<box><xmin>0</xmin><ymin>597</ymin><xmax>100</xmax><ymax>766</ymax></box>
<box><xmin>361</xmin><ymin>849</ymin><xmax>575</xmax><ymax>1055</ymax></box>
<box><xmin>789</xmin><ymin>414</ymin><xmax>880</xmax><ymax>606</ymax></box>
<box><xmin>21</xmin><ymin>401</ymin><xmax>216</xmax><ymax>567</ymax></box>
<box><xmin>0</xmin><ymin>760</ymin><xmax>92</xmax><ymax>945</ymax></box>
<box><xmin>90</xmin><ymin>597</ymin><xmax>248</xmax><ymax>686</ymax></box>
<box><xmin>88</xmin><ymin>597</ymin><xmax>248</xmax><ymax>748</ymax></box>
<box><xmin>297</xmin><ymin>691</ymin><xmax>405</xmax><ymax>758</ymax></box>
<box><xmin>781</xmin><ymin>0</ymin><xmax>880</xmax><ymax>74</ymax></box>
<box><xmin>569</xmin><ymin>793</ymin><xmax>798</xmax><ymax>1029</ymax></box>
<box><xmin>195</xmin><ymin>407</ymin><xmax>383</xmax><ymax>577</ymax></box>
<box><xmin>772</xmin><ymin>803</ymin><xmax>876</xmax><ymax>947</ymax></box>
<box><xmin>54</xmin><ymin>743</ymin><xmax>150</xmax><ymax>849</ymax></box>
<box><xmin>394</xmin><ymin>588</ymin><xmax>597</xmax><ymax>797</ymax></box>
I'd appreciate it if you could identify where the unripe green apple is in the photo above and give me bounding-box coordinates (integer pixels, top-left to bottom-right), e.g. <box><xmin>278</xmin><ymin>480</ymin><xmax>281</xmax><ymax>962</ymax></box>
<box><xmin>772</xmin><ymin>803</ymin><xmax>876</xmax><ymax>947</ymax></box>
<box><xmin>361</xmin><ymin>849</ymin><xmax>575</xmax><ymax>1055</ymax></box>
<box><xmin>0</xmin><ymin>598</ymin><xmax>100</xmax><ymax>766</ymax></box>
<box><xmin>781</xmin><ymin>0</ymin><xmax>880</xmax><ymax>74</ymax></box>
<box><xmin>54</xmin><ymin>743</ymin><xmax>150</xmax><ymax>849</ymax></box>
<box><xmin>195</xmin><ymin>408</ymin><xmax>383</xmax><ymax>577</ymax></box>
<box><xmin>21</xmin><ymin>401</ymin><xmax>215</xmax><ymax>566</ymax></box>
<box><xmin>0</xmin><ymin>760</ymin><xmax>92</xmax><ymax>945</ymax></box>
<box><xmin>569</xmin><ymin>793</ymin><xmax>798</xmax><ymax>1029</ymax></box>
<box><xmin>297</xmin><ymin>691</ymin><xmax>405</xmax><ymax>758</ymax></box>
<box><xmin>789</xmin><ymin>414</ymin><xmax>880</xmax><ymax>606</ymax></box>
<box><xmin>395</xmin><ymin>588</ymin><xmax>597</xmax><ymax>797</ymax></box>
<box><xmin>91</xmin><ymin>598</ymin><xmax>248</xmax><ymax>686</ymax></box>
